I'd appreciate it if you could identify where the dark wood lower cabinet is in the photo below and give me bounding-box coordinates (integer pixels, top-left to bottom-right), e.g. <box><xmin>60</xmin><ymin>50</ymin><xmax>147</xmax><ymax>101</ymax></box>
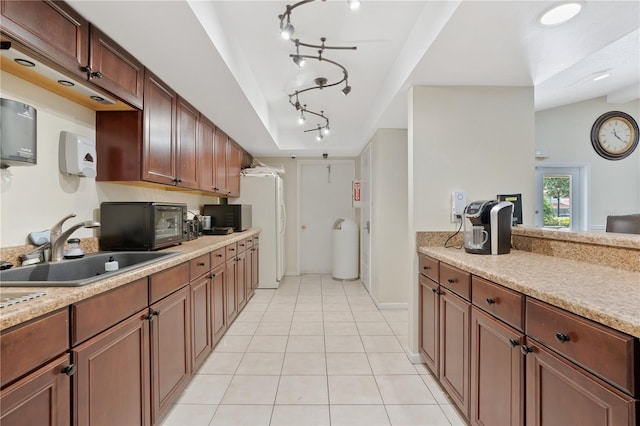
<box><xmin>237</xmin><ymin>251</ymin><xmax>247</xmax><ymax>310</ymax></box>
<box><xmin>250</xmin><ymin>245</ymin><xmax>259</xmax><ymax>296</ymax></box>
<box><xmin>471</xmin><ymin>307</ymin><xmax>524</xmax><ymax>426</ymax></box>
<box><xmin>419</xmin><ymin>274</ymin><xmax>439</xmax><ymax>375</ymax></box>
<box><xmin>525</xmin><ymin>341</ymin><xmax>636</xmax><ymax>426</ymax></box>
<box><xmin>0</xmin><ymin>355</ymin><xmax>71</xmax><ymax>426</ymax></box>
<box><xmin>439</xmin><ymin>287</ymin><xmax>470</xmax><ymax>419</ymax></box>
<box><xmin>73</xmin><ymin>310</ymin><xmax>151</xmax><ymax>426</ymax></box>
<box><xmin>212</xmin><ymin>264</ymin><xmax>227</xmax><ymax>342</ymax></box>
<box><xmin>191</xmin><ymin>275</ymin><xmax>212</xmax><ymax>372</ymax></box>
<box><xmin>225</xmin><ymin>258</ymin><xmax>238</xmax><ymax>324</ymax></box>
<box><xmin>150</xmin><ymin>286</ymin><xmax>191</xmax><ymax>424</ymax></box>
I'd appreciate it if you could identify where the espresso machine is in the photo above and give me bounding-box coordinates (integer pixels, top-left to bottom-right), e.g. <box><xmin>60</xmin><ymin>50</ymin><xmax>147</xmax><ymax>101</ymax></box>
<box><xmin>464</xmin><ymin>200</ymin><xmax>514</xmax><ymax>255</ymax></box>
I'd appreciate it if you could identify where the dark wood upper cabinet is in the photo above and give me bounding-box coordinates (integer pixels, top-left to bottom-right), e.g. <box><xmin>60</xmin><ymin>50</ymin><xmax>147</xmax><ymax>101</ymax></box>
<box><xmin>227</xmin><ymin>139</ymin><xmax>242</xmax><ymax>197</ymax></box>
<box><xmin>176</xmin><ymin>96</ymin><xmax>200</xmax><ymax>190</ymax></box>
<box><xmin>0</xmin><ymin>0</ymin><xmax>89</xmax><ymax>79</ymax></box>
<box><xmin>214</xmin><ymin>127</ymin><xmax>229</xmax><ymax>195</ymax></box>
<box><xmin>198</xmin><ymin>115</ymin><xmax>216</xmax><ymax>192</ymax></box>
<box><xmin>88</xmin><ymin>25</ymin><xmax>144</xmax><ymax>108</ymax></box>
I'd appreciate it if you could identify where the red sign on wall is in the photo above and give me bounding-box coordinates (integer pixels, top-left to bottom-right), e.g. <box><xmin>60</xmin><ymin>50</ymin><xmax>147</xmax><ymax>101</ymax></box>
<box><xmin>353</xmin><ymin>181</ymin><xmax>361</xmax><ymax>202</ymax></box>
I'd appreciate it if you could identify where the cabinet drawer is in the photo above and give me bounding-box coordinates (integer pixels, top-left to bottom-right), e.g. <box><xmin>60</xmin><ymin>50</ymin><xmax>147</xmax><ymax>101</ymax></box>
<box><xmin>472</xmin><ymin>276</ymin><xmax>523</xmax><ymax>331</ymax></box>
<box><xmin>72</xmin><ymin>278</ymin><xmax>148</xmax><ymax>346</ymax></box>
<box><xmin>418</xmin><ymin>254</ymin><xmax>439</xmax><ymax>282</ymax></box>
<box><xmin>190</xmin><ymin>254</ymin><xmax>211</xmax><ymax>281</ymax></box>
<box><xmin>439</xmin><ymin>262</ymin><xmax>471</xmax><ymax>301</ymax></box>
<box><xmin>1</xmin><ymin>309</ymin><xmax>69</xmax><ymax>388</ymax></box>
<box><xmin>245</xmin><ymin>236</ymin><xmax>255</xmax><ymax>249</ymax></box>
<box><xmin>226</xmin><ymin>242</ymin><xmax>238</xmax><ymax>259</ymax></box>
<box><xmin>237</xmin><ymin>238</ymin><xmax>248</xmax><ymax>253</ymax></box>
<box><xmin>526</xmin><ymin>298</ymin><xmax>637</xmax><ymax>396</ymax></box>
<box><xmin>150</xmin><ymin>262</ymin><xmax>190</xmax><ymax>304</ymax></box>
<box><xmin>211</xmin><ymin>247</ymin><xmax>226</xmax><ymax>269</ymax></box>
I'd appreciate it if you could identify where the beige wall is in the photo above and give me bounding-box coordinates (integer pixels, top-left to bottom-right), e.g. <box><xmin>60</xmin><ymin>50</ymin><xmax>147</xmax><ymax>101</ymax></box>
<box><xmin>535</xmin><ymin>97</ymin><xmax>640</xmax><ymax>229</ymax></box>
<box><xmin>368</xmin><ymin>129</ymin><xmax>410</xmax><ymax>304</ymax></box>
<box><xmin>0</xmin><ymin>72</ymin><xmax>221</xmax><ymax>247</ymax></box>
<box><xmin>407</xmin><ymin>85</ymin><xmax>536</xmax><ymax>355</ymax></box>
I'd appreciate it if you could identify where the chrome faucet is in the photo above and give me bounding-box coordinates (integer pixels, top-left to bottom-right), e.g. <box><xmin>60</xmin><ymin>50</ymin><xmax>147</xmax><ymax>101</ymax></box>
<box><xmin>49</xmin><ymin>214</ymin><xmax>101</xmax><ymax>262</ymax></box>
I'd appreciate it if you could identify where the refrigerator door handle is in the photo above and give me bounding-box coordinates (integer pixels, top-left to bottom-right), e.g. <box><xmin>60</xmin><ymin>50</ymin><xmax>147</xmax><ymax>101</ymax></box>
<box><xmin>281</xmin><ymin>204</ymin><xmax>287</xmax><ymax>233</ymax></box>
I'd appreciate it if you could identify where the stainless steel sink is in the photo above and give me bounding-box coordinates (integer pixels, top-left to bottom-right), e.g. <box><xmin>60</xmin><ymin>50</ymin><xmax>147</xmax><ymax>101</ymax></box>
<box><xmin>0</xmin><ymin>251</ymin><xmax>181</xmax><ymax>287</ymax></box>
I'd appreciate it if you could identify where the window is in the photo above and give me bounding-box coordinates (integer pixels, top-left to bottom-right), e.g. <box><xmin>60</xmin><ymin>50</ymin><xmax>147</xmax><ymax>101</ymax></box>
<box><xmin>535</xmin><ymin>164</ymin><xmax>589</xmax><ymax>231</ymax></box>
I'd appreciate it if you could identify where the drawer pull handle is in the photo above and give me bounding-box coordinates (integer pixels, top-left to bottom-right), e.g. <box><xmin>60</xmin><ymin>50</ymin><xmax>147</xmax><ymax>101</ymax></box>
<box><xmin>486</xmin><ymin>298</ymin><xmax>496</xmax><ymax>305</ymax></box>
<box><xmin>210</xmin><ymin>273</ymin><xmax>217</xmax><ymax>279</ymax></box>
<box><xmin>229</xmin><ymin>248</ymin><xmax>235</xmax><ymax>251</ymax></box>
<box><xmin>508</xmin><ymin>338</ymin><xmax>519</xmax><ymax>348</ymax></box>
<box><xmin>145</xmin><ymin>313</ymin><xmax>155</xmax><ymax>321</ymax></box>
<box><xmin>198</xmin><ymin>262</ymin><xmax>206</xmax><ymax>267</ymax></box>
<box><xmin>520</xmin><ymin>345</ymin><xmax>533</xmax><ymax>355</ymax></box>
<box><xmin>423</xmin><ymin>265</ymin><xmax>430</xmax><ymax>270</ymax></box>
<box><xmin>447</xmin><ymin>278</ymin><xmax>455</xmax><ymax>284</ymax></box>
<box><xmin>62</xmin><ymin>364</ymin><xmax>76</xmax><ymax>376</ymax></box>
<box><xmin>555</xmin><ymin>332</ymin><xmax>570</xmax><ymax>343</ymax></box>
<box><xmin>216</xmin><ymin>254</ymin><xmax>223</xmax><ymax>258</ymax></box>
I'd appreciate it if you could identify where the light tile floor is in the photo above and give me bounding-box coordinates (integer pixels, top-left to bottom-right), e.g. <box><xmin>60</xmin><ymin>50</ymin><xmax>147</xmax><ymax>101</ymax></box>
<box><xmin>161</xmin><ymin>275</ymin><xmax>467</xmax><ymax>426</ymax></box>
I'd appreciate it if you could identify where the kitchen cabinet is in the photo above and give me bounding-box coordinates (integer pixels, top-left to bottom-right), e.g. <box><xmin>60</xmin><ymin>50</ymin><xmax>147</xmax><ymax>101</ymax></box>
<box><xmin>419</xmin><ymin>273</ymin><xmax>439</xmax><ymax>375</ymax></box>
<box><xmin>150</xmin><ymin>284</ymin><xmax>191</xmax><ymax>423</ymax></box>
<box><xmin>73</xmin><ymin>310</ymin><xmax>151</xmax><ymax>426</ymax></box>
<box><xmin>227</xmin><ymin>139</ymin><xmax>242</xmax><ymax>197</ymax></box>
<box><xmin>524</xmin><ymin>340</ymin><xmax>636</xmax><ymax>426</ymax></box>
<box><xmin>88</xmin><ymin>25</ymin><xmax>144</xmax><ymax>108</ymax></box>
<box><xmin>214</xmin><ymin>127</ymin><xmax>229</xmax><ymax>195</ymax></box>
<box><xmin>198</xmin><ymin>115</ymin><xmax>217</xmax><ymax>193</ymax></box>
<box><xmin>211</xmin><ymin>263</ymin><xmax>227</xmax><ymax>342</ymax></box>
<box><xmin>470</xmin><ymin>307</ymin><xmax>524</xmax><ymax>426</ymax></box>
<box><xmin>190</xmin><ymin>254</ymin><xmax>213</xmax><ymax>372</ymax></box>
<box><xmin>248</xmin><ymin>241</ymin><xmax>259</xmax><ymax>298</ymax></box>
<box><xmin>0</xmin><ymin>355</ymin><xmax>71</xmax><ymax>426</ymax></box>
<box><xmin>225</xmin><ymin>242</ymin><xmax>239</xmax><ymax>324</ymax></box>
<box><xmin>237</xmin><ymin>249</ymin><xmax>247</xmax><ymax>310</ymax></box>
<box><xmin>0</xmin><ymin>0</ymin><xmax>89</xmax><ymax>80</ymax></box>
<box><xmin>176</xmin><ymin>96</ymin><xmax>200</xmax><ymax>190</ymax></box>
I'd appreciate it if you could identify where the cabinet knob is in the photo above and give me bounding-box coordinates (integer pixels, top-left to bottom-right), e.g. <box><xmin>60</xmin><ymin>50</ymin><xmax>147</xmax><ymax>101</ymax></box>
<box><xmin>210</xmin><ymin>273</ymin><xmax>217</xmax><ymax>279</ymax></box>
<box><xmin>508</xmin><ymin>338</ymin><xmax>519</xmax><ymax>348</ymax></box>
<box><xmin>555</xmin><ymin>332</ymin><xmax>570</xmax><ymax>343</ymax></box>
<box><xmin>90</xmin><ymin>70</ymin><xmax>103</xmax><ymax>79</ymax></box>
<box><xmin>81</xmin><ymin>65</ymin><xmax>92</xmax><ymax>74</ymax></box>
<box><xmin>198</xmin><ymin>262</ymin><xmax>206</xmax><ymax>267</ymax></box>
<box><xmin>214</xmin><ymin>187</ymin><xmax>219</xmax><ymax>191</ymax></box>
<box><xmin>431</xmin><ymin>288</ymin><xmax>437</xmax><ymax>294</ymax></box>
<box><xmin>145</xmin><ymin>313</ymin><xmax>154</xmax><ymax>321</ymax></box>
<box><xmin>423</xmin><ymin>265</ymin><xmax>430</xmax><ymax>270</ymax></box>
<box><xmin>447</xmin><ymin>278</ymin><xmax>455</xmax><ymax>284</ymax></box>
<box><xmin>520</xmin><ymin>345</ymin><xmax>533</xmax><ymax>355</ymax></box>
<box><xmin>229</xmin><ymin>248</ymin><xmax>235</xmax><ymax>251</ymax></box>
<box><xmin>486</xmin><ymin>298</ymin><xmax>496</xmax><ymax>305</ymax></box>
<box><xmin>216</xmin><ymin>254</ymin><xmax>223</xmax><ymax>258</ymax></box>
<box><xmin>62</xmin><ymin>364</ymin><xmax>76</xmax><ymax>376</ymax></box>
<box><xmin>153</xmin><ymin>310</ymin><xmax>161</xmax><ymax>317</ymax></box>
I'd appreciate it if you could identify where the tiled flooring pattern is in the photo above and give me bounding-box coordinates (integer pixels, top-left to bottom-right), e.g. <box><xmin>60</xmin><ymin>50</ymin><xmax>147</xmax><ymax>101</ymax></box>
<box><xmin>161</xmin><ymin>275</ymin><xmax>467</xmax><ymax>426</ymax></box>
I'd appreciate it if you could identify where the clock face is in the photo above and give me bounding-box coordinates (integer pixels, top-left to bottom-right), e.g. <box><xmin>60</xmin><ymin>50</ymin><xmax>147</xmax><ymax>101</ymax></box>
<box><xmin>591</xmin><ymin>111</ymin><xmax>639</xmax><ymax>160</ymax></box>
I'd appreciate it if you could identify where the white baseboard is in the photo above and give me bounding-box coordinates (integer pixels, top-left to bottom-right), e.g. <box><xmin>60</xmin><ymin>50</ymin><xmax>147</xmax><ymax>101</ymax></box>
<box><xmin>376</xmin><ymin>302</ymin><xmax>408</xmax><ymax>310</ymax></box>
<box><xmin>405</xmin><ymin>352</ymin><xmax>424</xmax><ymax>364</ymax></box>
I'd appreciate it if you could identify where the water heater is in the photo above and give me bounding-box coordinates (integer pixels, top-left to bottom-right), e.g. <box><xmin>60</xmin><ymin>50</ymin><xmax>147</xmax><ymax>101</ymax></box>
<box><xmin>0</xmin><ymin>98</ymin><xmax>37</xmax><ymax>168</ymax></box>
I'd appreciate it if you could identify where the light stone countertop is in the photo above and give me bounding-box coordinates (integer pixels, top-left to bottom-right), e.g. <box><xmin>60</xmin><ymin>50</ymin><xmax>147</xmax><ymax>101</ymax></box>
<box><xmin>0</xmin><ymin>229</ymin><xmax>261</xmax><ymax>331</ymax></box>
<box><xmin>418</xmin><ymin>246</ymin><xmax>640</xmax><ymax>338</ymax></box>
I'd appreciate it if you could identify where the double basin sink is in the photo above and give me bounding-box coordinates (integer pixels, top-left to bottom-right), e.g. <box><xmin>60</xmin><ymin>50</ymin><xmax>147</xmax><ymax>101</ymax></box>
<box><xmin>0</xmin><ymin>251</ymin><xmax>180</xmax><ymax>287</ymax></box>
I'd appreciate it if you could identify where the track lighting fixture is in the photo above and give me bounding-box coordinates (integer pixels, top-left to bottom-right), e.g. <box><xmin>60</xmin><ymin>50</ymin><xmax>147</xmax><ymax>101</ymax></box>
<box><xmin>279</xmin><ymin>0</ymin><xmax>358</xmax><ymax>140</ymax></box>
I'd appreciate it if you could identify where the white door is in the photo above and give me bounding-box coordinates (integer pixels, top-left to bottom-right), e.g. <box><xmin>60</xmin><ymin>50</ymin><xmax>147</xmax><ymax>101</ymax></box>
<box><xmin>276</xmin><ymin>176</ymin><xmax>285</xmax><ymax>281</ymax></box>
<box><xmin>299</xmin><ymin>160</ymin><xmax>355</xmax><ymax>274</ymax></box>
<box><xmin>360</xmin><ymin>145</ymin><xmax>371</xmax><ymax>292</ymax></box>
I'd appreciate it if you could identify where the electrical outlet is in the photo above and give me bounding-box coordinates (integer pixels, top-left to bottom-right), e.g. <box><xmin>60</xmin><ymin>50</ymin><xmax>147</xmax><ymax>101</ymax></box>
<box><xmin>451</xmin><ymin>191</ymin><xmax>466</xmax><ymax>223</ymax></box>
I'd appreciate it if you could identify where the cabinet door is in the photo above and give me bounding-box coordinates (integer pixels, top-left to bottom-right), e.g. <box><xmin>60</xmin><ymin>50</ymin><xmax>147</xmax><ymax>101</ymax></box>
<box><xmin>211</xmin><ymin>264</ymin><xmax>226</xmax><ymax>341</ymax></box>
<box><xmin>470</xmin><ymin>307</ymin><xmax>524</xmax><ymax>426</ymax></box>
<box><xmin>0</xmin><ymin>355</ymin><xmax>71</xmax><ymax>426</ymax></box>
<box><xmin>439</xmin><ymin>288</ymin><xmax>470</xmax><ymax>420</ymax></box>
<box><xmin>176</xmin><ymin>96</ymin><xmax>200</xmax><ymax>190</ymax></box>
<box><xmin>419</xmin><ymin>274</ymin><xmax>439</xmax><ymax>375</ymax></box>
<box><xmin>214</xmin><ymin>128</ymin><xmax>228</xmax><ymax>194</ymax></box>
<box><xmin>198</xmin><ymin>115</ymin><xmax>216</xmax><ymax>192</ymax></box>
<box><xmin>0</xmin><ymin>0</ymin><xmax>88</xmax><ymax>79</ymax></box>
<box><xmin>143</xmin><ymin>71</ymin><xmax>176</xmax><ymax>185</ymax></box>
<box><xmin>73</xmin><ymin>311</ymin><xmax>151</xmax><ymax>426</ymax></box>
<box><xmin>150</xmin><ymin>286</ymin><xmax>191</xmax><ymax>423</ymax></box>
<box><xmin>227</xmin><ymin>139</ymin><xmax>241</xmax><ymax>197</ymax></box>
<box><xmin>225</xmin><ymin>258</ymin><xmax>238</xmax><ymax>324</ymax></box>
<box><xmin>250</xmin><ymin>245</ymin><xmax>259</xmax><ymax>296</ymax></box>
<box><xmin>237</xmin><ymin>251</ymin><xmax>247</xmax><ymax>310</ymax></box>
<box><xmin>525</xmin><ymin>341</ymin><xmax>636</xmax><ymax>426</ymax></box>
<box><xmin>88</xmin><ymin>25</ymin><xmax>144</xmax><ymax>109</ymax></box>
<box><xmin>191</xmin><ymin>276</ymin><xmax>212</xmax><ymax>372</ymax></box>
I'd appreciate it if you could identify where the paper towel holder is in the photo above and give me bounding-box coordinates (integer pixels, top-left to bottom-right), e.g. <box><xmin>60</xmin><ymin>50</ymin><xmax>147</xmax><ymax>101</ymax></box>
<box><xmin>59</xmin><ymin>131</ymin><xmax>97</xmax><ymax>178</ymax></box>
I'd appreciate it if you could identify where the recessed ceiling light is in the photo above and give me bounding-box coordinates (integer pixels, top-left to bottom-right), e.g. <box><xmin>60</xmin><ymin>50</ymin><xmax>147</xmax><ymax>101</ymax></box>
<box><xmin>539</xmin><ymin>3</ymin><xmax>582</xmax><ymax>26</ymax></box>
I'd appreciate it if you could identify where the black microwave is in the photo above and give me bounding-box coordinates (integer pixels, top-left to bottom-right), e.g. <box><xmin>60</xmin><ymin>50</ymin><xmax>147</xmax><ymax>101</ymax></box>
<box><xmin>99</xmin><ymin>202</ymin><xmax>187</xmax><ymax>250</ymax></box>
<box><xmin>202</xmin><ymin>204</ymin><xmax>252</xmax><ymax>232</ymax></box>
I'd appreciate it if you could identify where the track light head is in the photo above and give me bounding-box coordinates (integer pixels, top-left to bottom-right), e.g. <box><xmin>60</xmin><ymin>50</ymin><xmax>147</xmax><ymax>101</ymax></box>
<box><xmin>341</xmin><ymin>85</ymin><xmax>352</xmax><ymax>96</ymax></box>
<box><xmin>316</xmin><ymin>133</ymin><xmax>324</xmax><ymax>141</ymax></box>
<box><xmin>281</xmin><ymin>21</ymin><xmax>294</xmax><ymax>40</ymax></box>
<box><xmin>323</xmin><ymin>126</ymin><xmax>330</xmax><ymax>135</ymax></box>
<box><xmin>292</xmin><ymin>55</ymin><xmax>305</xmax><ymax>68</ymax></box>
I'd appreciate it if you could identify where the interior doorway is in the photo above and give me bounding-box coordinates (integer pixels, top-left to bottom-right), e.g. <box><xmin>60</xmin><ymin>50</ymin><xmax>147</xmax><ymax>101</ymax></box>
<box><xmin>298</xmin><ymin>160</ymin><xmax>356</xmax><ymax>274</ymax></box>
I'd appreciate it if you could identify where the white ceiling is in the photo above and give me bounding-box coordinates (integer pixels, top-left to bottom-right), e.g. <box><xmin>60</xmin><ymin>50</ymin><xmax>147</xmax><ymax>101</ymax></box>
<box><xmin>67</xmin><ymin>0</ymin><xmax>640</xmax><ymax>158</ymax></box>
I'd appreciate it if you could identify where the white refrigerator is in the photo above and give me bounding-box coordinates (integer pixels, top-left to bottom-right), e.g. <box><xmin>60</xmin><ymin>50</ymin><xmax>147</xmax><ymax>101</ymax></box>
<box><xmin>233</xmin><ymin>174</ymin><xmax>285</xmax><ymax>288</ymax></box>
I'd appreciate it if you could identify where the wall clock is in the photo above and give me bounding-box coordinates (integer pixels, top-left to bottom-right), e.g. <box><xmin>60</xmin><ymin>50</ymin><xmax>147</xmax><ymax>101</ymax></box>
<box><xmin>590</xmin><ymin>111</ymin><xmax>639</xmax><ymax>160</ymax></box>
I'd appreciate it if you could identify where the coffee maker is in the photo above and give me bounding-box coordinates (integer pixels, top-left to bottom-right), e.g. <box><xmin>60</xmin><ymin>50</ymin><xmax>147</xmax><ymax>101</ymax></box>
<box><xmin>464</xmin><ymin>200</ymin><xmax>514</xmax><ymax>255</ymax></box>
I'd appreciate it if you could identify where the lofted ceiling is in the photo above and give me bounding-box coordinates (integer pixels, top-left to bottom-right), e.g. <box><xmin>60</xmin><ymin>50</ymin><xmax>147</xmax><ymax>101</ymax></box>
<box><xmin>67</xmin><ymin>1</ymin><xmax>640</xmax><ymax>158</ymax></box>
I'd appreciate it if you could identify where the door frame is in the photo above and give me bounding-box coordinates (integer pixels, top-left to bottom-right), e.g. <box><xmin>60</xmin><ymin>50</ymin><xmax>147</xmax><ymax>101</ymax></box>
<box><xmin>534</xmin><ymin>162</ymin><xmax>590</xmax><ymax>231</ymax></box>
<box><xmin>359</xmin><ymin>145</ymin><xmax>372</xmax><ymax>293</ymax></box>
<box><xmin>296</xmin><ymin>159</ymin><xmax>356</xmax><ymax>275</ymax></box>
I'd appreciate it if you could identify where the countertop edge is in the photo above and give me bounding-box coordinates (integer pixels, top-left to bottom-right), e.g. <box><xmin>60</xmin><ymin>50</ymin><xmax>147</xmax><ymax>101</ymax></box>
<box><xmin>417</xmin><ymin>246</ymin><xmax>640</xmax><ymax>338</ymax></box>
<box><xmin>0</xmin><ymin>229</ymin><xmax>261</xmax><ymax>331</ymax></box>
